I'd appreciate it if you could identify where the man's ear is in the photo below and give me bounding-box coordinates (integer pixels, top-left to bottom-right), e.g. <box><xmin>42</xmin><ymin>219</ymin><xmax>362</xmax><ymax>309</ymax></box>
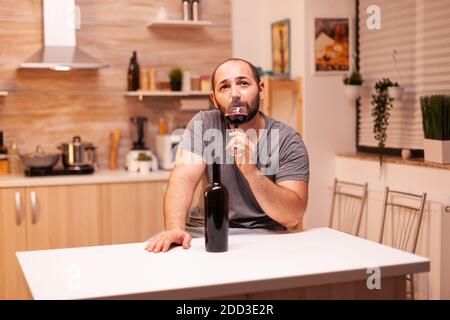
<box><xmin>258</xmin><ymin>81</ymin><xmax>265</xmax><ymax>101</ymax></box>
<box><xmin>210</xmin><ymin>92</ymin><xmax>219</xmax><ymax>109</ymax></box>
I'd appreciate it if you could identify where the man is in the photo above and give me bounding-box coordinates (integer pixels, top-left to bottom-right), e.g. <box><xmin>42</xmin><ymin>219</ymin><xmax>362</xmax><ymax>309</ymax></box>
<box><xmin>146</xmin><ymin>58</ymin><xmax>309</xmax><ymax>253</ymax></box>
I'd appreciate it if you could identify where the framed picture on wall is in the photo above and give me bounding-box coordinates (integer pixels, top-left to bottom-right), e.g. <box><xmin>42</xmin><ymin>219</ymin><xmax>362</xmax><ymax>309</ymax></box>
<box><xmin>314</xmin><ymin>17</ymin><xmax>351</xmax><ymax>75</ymax></box>
<box><xmin>271</xmin><ymin>19</ymin><xmax>291</xmax><ymax>78</ymax></box>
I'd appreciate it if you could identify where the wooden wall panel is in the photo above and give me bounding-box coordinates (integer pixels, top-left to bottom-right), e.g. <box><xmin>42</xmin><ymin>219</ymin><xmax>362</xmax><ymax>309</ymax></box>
<box><xmin>0</xmin><ymin>0</ymin><xmax>231</xmax><ymax>169</ymax></box>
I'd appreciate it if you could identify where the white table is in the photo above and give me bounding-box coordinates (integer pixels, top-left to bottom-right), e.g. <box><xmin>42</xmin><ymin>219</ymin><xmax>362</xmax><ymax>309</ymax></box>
<box><xmin>16</xmin><ymin>228</ymin><xmax>429</xmax><ymax>300</ymax></box>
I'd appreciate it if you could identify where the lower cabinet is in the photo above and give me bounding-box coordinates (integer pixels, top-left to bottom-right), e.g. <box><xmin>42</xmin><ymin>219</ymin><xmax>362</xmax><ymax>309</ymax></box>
<box><xmin>25</xmin><ymin>185</ymin><xmax>103</xmax><ymax>251</ymax></box>
<box><xmin>0</xmin><ymin>180</ymin><xmax>167</xmax><ymax>299</ymax></box>
<box><xmin>0</xmin><ymin>188</ymin><xmax>29</xmax><ymax>300</ymax></box>
<box><xmin>102</xmin><ymin>181</ymin><xmax>166</xmax><ymax>244</ymax></box>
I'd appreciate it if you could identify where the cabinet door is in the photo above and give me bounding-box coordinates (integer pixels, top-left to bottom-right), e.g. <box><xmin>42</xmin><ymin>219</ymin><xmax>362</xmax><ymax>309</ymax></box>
<box><xmin>0</xmin><ymin>188</ymin><xmax>30</xmax><ymax>299</ymax></box>
<box><xmin>102</xmin><ymin>181</ymin><xmax>166</xmax><ymax>245</ymax></box>
<box><xmin>25</xmin><ymin>185</ymin><xmax>102</xmax><ymax>251</ymax></box>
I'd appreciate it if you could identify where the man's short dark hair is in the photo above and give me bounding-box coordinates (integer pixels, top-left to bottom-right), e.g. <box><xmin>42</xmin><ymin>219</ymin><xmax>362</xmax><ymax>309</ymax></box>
<box><xmin>211</xmin><ymin>58</ymin><xmax>261</xmax><ymax>91</ymax></box>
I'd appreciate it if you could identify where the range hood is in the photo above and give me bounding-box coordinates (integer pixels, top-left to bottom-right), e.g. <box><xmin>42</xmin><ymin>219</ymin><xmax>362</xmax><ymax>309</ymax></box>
<box><xmin>20</xmin><ymin>0</ymin><xmax>108</xmax><ymax>70</ymax></box>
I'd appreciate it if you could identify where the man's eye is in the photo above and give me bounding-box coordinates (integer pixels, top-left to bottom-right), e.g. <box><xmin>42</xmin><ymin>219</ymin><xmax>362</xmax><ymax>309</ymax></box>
<box><xmin>220</xmin><ymin>85</ymin><xmax>229</xmax><ymax>90</ymax></box>
<box><xmin>240</xmin><ymin>81</ymin><xmax>249</xmax><ymax>86</ymax></box>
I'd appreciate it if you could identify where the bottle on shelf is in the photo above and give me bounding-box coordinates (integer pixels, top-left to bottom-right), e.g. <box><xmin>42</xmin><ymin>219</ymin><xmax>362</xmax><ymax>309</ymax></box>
<box><xmin>182</xmin><ymin>0</ymin><xmax>190</xmax><ymax>21</ymax></box>
<box><xmin>191</xmin><ymin>0</ymin><xmax>200</xmax><ymax>21</ymax></box>
<box><xmin>0</xmin><ymin>131</ymin><xmax>9</xmax><ymax>176</ymax></box>
<box><xmin>127</xmin><ymin>51</ymin><xmax>140</xmax><ymax>91</ymax></box>
<box><xmin>8</xmin><ymin>138</ymin><xmax>22</xmax><ymax>175</ymax></box>
<box><xmin>204</xmin><ymin>161</ymin><xmax>229</xmax><ymax>252</ymax></box>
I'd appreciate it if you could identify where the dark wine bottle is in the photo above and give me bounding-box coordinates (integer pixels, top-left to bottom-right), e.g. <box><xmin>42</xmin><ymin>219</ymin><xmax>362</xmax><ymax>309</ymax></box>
<box><xmin>204</xmin><ymin>161</ymin><xmax>229</xmax><ymax>252</ymax></box>
<box><xmin>127</xmin><ymin>51</ymin><xmax>140</xmax><ymax>91</ymax></box>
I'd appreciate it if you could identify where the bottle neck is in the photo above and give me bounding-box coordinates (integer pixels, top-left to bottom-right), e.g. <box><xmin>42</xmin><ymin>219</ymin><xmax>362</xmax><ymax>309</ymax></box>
<box><xmin>212</xmin><ymin>162</ymin><xmax>221</xmax><ymax>184</ymax></box>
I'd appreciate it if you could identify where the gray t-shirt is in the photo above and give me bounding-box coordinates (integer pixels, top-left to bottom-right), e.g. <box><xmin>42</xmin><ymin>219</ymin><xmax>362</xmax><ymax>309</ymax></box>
<box><xmin>180</xmin><ymin>109</ymin><xmax>309</xmax><ymax>230</ymax></box>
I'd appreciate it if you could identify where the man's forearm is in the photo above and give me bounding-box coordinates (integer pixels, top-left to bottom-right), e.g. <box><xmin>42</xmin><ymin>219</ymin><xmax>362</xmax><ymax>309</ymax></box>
<box><xmin>244</xmin><ymin>170</ymin><xmax>307</xmax><ymax>227</ymax></box>
<box><xmin>164</xmin><ymin>173</ymin><xmax>196</xmax><ymax>230</ymax></box>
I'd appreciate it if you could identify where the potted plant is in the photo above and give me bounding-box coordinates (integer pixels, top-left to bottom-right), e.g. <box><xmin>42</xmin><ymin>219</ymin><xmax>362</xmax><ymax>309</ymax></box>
<box><xmin>343</xmin><ymin>70</ymin><xmax>363</xmax><ymax>100</ymax></box>
<box><xmin>371</xmin><ymin>78</ymin><xmax>395</xmax><ymax>169</ymax></box>
<box><xmin>137</xmin><ymin>152</ymin><xmax>152</xmax><ymax>174</ymax></box>
<box><xmin>388</xmin><ymin>81</ymin><xmax>405</xmax><ymax>101</ymax></box>
<box><xmin>169</xmin><ymin>68</ymin><xmax>183</xmax><ymax>91</ymax></box>
<box><xmin>420</xmin><ymin>95</ymin><xmax>450</xmax><ymax>164</ymax></box>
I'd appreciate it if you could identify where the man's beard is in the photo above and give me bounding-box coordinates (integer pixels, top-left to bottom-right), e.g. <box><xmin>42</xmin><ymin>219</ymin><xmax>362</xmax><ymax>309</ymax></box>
<box><xmin>217</xmin><ymin>92</ymin><xmax>260</xmax><ymax>125</ymax></box>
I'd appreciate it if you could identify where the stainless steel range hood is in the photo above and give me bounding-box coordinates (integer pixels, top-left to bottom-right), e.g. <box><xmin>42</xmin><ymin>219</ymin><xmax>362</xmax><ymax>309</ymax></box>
<box><xmin>20</xmin><ymin>0</ymin><xmax>108</xmax><ymax>70</ymax></box>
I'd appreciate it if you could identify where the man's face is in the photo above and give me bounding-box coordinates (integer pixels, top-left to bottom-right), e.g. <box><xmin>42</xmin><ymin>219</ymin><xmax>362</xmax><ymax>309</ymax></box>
<box><xmin>211</xmin><ymin>60</ymin><xmax>263</xmax><ymax>123</ymax></box>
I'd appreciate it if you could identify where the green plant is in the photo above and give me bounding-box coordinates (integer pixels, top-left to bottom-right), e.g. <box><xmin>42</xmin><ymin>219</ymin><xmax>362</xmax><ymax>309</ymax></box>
<box><xmin>421</xmin><ymin>95</ymin><xmax>450</xmax><ymax>140</ymax></box>
<box><xmin>371</xmin><ymin>78</ymin><xmax>395</xmax><ymax>169</ymax></box>
<box><xmin>371</xmin><ymin>78</ymin><xmax>395</xmax><ymax>149</ymax></box>
<box><xmin>137</xmin><ymin>153</ymin><xmax>152</xmax><ymax>161</ymax></box>
<box><xmin>343</xmin><ymin>70</ymin><xmax>363</xmax><ymax>85</ymax></box>
<box><xmin>169</xmin><ymin>68</ymin><xmax>183</xmax><ymax>83</ymax></box>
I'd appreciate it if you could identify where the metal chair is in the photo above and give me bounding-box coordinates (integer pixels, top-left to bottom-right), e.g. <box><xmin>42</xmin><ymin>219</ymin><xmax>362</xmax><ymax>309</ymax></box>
<box><xmin>378</xmin><ymin>187</ymin><xmax>427</xmax><ymax>300</ymax></box>
<box><xmin>329</xmin><ymin>178</ymin><xmax>368</xmax><ymax>236</ymax></box>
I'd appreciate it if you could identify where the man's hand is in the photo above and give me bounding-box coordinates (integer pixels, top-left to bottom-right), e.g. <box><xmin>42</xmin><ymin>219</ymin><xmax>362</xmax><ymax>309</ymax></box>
<box><xmin>226</xmin><ymin>130</ymin><xmax>258</xmax><ymax>176</ymax></box>
<box><xmin>145</xmin><ymin>229</ymin><xmax>192</xmax><ymax>253</ymax></box>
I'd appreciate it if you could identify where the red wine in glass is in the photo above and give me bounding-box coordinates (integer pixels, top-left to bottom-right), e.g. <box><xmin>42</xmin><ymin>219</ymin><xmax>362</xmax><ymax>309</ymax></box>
<box><xmin>225</xmin><ymin>105</ymin><xmax>248</xmax><ymax>129</ymax></box>
<box><xmin>225</xmin><ymin>112</ymin><xmax>248</xmax><ymax>128</ymax></box>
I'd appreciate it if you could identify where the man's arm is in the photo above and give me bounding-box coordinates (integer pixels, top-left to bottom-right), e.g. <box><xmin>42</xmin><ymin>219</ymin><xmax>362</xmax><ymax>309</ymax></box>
<box><xmin>245</xmin><ymin>172</ymin><xmax>308</xmax><ymax>228</ymax></box>
<box><xmin>164</xmin><ymin>152</ymin><xmax>206</xmax><ymax>230</ymax></box>
<box><xmin>146</xmin><ymin>150</ymin><xmax>205</xmax><ymax>252</ymax></box>
<box><xmin>228</xmin><ymin>131</ymin><xmax>309</xmax><ymax>228</ymax></box>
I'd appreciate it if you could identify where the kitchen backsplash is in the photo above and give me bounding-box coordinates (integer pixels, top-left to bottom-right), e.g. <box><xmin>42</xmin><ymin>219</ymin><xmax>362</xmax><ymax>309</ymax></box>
<box><xmin>0</xmin><ymin>0</ymin><xmax>231</xmax><ymax>170</ymax></box>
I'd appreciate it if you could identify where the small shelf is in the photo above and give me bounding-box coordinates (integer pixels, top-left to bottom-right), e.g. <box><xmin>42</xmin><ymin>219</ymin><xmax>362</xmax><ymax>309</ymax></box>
<box><xmin>125</xmin><ymin>90</ymin><xmax>210</xmax><ymax>101</ymax></box>
<box><xmin>147</xmin><ymin>20</ymin><xmax>213</xmax><ymax>28</ymax></box>
<box><xmin>0</xmin><ymin>91</ymin><xmax>8</xmax><ymax>96</ymax></box>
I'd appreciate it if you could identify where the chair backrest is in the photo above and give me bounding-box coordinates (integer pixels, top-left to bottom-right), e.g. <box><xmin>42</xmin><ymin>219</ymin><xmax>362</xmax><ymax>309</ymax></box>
<box><xmin>378</xmin><ymin>187</ymin><xmax>427</xmax><ymax>253</ymax></box>
<box><xmin>329</xmin><ymin>178</ymin><xmax>368</xmax><ymax>236</ymax></box>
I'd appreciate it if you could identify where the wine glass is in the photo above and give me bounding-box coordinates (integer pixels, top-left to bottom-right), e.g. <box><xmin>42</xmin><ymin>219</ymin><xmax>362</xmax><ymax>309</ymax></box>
<box><xmin>225</xmin><ymin>102</ymin><xmax>248</xmax><ymax>156</ymax></box>
<box><xmin>225</xmin><ymin>104</ymin><xmax>248</xmax><ymax>130</ymax></box>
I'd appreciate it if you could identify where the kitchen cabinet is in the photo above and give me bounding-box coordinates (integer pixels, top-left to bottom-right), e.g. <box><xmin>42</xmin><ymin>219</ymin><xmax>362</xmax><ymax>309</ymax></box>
<box><xmin>1</xmin><ymin>185</ymin><xmax>102</xmax><ymax>299</ymax></box>
<box><xmin>25</xmin><ymin>185</ymin><xmax>102</xmax><ymax>251</ymax></box>
<box><xmin>1</xmin><ymin>177</ymin><xmax>168</xmax><ymax>299</ymax></box>
<box><xmin>0</xmin><ymin>188</ymin><xmax>30</xmax><ymax>299</ymax></box>
<box><xmin>102</xmin><ymin>181</ymin><xmax>166</xmax><ymax>244</ymax></box>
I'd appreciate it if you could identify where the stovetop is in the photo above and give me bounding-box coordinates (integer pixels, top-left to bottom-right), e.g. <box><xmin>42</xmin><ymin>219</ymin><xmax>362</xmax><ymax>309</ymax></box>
<box><xmin>25</xmin><ymin>165</ymin><xmax>95</xmax><ymax>177</ymax></box>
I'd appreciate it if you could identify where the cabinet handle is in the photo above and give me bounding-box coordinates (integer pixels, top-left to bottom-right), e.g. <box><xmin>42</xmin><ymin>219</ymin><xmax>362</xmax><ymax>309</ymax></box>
<box><xmin>30</xmin><ymin>191</ymin><xmax>38</xmax><ymax>224</ymax></box>
<box><xmin>15</xmin><ymin>192</ymin><xmax>25</xmax><ymax>226</ymax></box>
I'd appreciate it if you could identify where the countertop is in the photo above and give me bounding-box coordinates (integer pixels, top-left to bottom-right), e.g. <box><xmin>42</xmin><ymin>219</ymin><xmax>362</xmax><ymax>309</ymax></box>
<box><xmin>0</xmin><ymin>170</ymin><xmax>171</xmax><ymax>188</ymax></box>
<box><xmin>17</xmin><ymin>227</ymin><xmax>430</xmax><ymax>300</ymax></box>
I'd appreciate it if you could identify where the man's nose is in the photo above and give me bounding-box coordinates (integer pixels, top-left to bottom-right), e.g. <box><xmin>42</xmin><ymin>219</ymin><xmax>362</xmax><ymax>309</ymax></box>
<box><xmin>231</xmin><ymin>84</ymin><xmax>241</xmax><ymax>98</ymax></box>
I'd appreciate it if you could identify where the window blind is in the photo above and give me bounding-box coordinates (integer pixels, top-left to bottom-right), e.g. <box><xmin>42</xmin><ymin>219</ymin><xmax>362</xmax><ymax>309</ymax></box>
<box><xmin>358</xmin><ymin>0</ymin><xmax>450</xmax><ymax>150</ymax></box>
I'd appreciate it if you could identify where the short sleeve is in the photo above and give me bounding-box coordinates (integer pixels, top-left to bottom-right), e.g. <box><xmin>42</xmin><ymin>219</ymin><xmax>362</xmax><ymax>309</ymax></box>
<box><xmin>180</xmin><ymin>111</ymin><xmax>205</xmax><ymax>159</ymax></box>
<box><xmin>275</xmin><ymin>132</ymin><xmax>310</xmax><ymax>183</ymax></box>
